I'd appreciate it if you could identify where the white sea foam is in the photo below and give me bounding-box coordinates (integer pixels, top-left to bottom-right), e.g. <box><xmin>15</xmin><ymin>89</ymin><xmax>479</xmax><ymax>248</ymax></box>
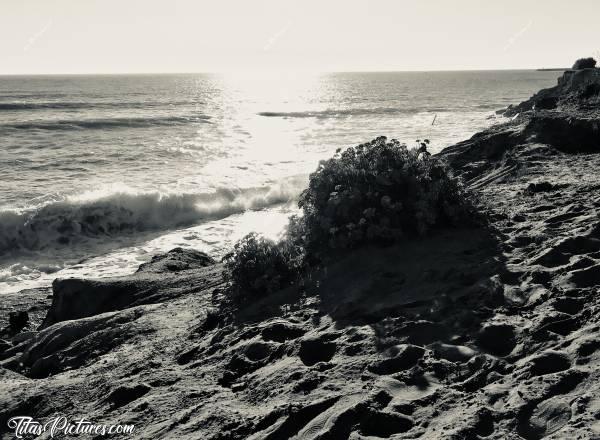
<box><xmin>0</xmin><ymin>176</ymin><xmax>306</xmax><ymax>254</ymax></box>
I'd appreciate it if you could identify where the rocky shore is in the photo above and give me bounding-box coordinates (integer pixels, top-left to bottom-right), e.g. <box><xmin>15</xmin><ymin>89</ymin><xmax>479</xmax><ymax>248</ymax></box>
<box><xmin>1</xmin><ymin>69</ymin><xmax>600</xmax><ymax>439</ymax></box>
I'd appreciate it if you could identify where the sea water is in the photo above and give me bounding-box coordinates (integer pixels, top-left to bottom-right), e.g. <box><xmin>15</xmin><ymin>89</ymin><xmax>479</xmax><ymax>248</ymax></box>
<box><xmin>0</xmin><ymin>70</ymin><xmax>559</xmax><ymax>293</ymax></box>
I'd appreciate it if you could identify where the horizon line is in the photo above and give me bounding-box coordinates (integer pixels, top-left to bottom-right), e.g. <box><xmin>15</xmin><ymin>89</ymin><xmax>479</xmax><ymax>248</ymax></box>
<box><xmin>0</xmin><ymin>67</ymin><xmax>570</xmax><ymax>76</ymax></box>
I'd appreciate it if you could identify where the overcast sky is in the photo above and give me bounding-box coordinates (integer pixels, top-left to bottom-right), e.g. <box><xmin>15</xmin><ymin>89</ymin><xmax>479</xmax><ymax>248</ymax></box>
<box><xmin>2</xmin><ymin>0</ymin><xmax>599</xmax><ymax>74</ymax></box>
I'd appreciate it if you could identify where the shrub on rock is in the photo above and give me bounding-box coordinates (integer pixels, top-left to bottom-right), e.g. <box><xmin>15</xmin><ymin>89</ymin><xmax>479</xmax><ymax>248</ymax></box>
<box><xmin>223</xmin><ymin>233</ymin><xmax>302</xmax><ymax>302</ymax></box>
<box><xmin>224</xmin><ymin>137</ymin><xmax>477</xmax><ymax>301</ymax></box>
<box><xmin>572</xmin><ymin>57</ymin><xmax>597</xmax><ymax>70</ymax></box>
<box><xmin>298</xmin><ymin>136</ymin><xmax>475</xmax><ymax>256</ymax></box>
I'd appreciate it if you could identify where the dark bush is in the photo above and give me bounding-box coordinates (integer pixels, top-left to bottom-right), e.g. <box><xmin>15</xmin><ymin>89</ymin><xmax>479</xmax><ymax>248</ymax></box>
<box><xmin>223</xmin><ymin>232</ymin><xmax>302</xmax><ymax>302</ymax></box>
<box><xmin>572</xmin><ymin>57</ymin><xmax>597</xmax><ymax>70</ymax></box>
<box><xmin>224</xmin><ymin>136</ymin><xmax>477</xmax><ymax>300</ymax></box>
<box><xmin>297</xmin><ymin>136</ymin><xmax>475</xmax><ymax>256</ymax></box>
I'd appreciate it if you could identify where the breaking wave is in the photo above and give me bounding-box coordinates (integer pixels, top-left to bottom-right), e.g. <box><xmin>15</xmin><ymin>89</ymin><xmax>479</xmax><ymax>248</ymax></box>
<box><xmin>0</xmin><ymin>115</ymin><xmax>211</xmax><ymax>131</ymax></box>
<box><xmin>0</xmin><ymin>178</ymin><xmax>306</xmax><ymax>253</ymax></box>
<box><xmin>0</xmin><ymin>100</ymin><xmax>205</xmax><ymax>111</ymax></box>
<box><xmin>257</xmin><ymin>107</ymin><xmax>448</xmax><ymax>118</ymax></box>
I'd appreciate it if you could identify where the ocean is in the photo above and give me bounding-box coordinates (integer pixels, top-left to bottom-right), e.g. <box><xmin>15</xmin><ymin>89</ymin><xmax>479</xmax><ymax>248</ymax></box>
<box><xmin>0</xmin><ymin>70</ymin><xmax>559</xmax><ymax>293</ymax></box>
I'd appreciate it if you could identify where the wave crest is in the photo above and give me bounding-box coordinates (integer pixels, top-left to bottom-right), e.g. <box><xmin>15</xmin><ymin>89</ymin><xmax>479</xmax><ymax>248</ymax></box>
<box><xmin>0</xmin><ymin>178</ymin><xmax>305</xmax><ymax>253</ymax></box>
<box><xmin>0</xmin><ymin>100</ymin><xmax>205</xmax><ymax>111</ymax></box>
<box><xmin>0</xmin><ymin>115</ymin><xmax>211</xmax><ymax>131</ymax></box>
<box><xmin>258</xmin><ymin>107</ymin><xmax>447</xmax><ymax>118</ymax></box>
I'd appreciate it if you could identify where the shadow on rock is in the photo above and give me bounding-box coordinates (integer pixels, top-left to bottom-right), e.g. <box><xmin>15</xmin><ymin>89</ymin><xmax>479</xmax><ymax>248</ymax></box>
<box><xmin>312</xmin><ymin>226</ymin><xmax>507</xmax><ymax>353</ymax></box>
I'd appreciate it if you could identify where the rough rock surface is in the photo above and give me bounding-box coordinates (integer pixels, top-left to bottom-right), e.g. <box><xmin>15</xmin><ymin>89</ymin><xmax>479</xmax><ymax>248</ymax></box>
<box><xmin>43</xmin><ymin>248</ymin><xmax>217</xmax><ymax>327</ymax></box>
<box><xmin>1</xmin><ymin>72</ymin><xmax>600</xmax><ymax>439</ymax></box>
<box><xmin>502</xmin><ymin>68</ymin><xmax>600</xmax><ymax>117</ymax></box>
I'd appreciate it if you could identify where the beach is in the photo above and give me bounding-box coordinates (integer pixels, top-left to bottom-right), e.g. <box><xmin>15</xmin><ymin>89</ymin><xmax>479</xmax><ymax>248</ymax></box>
<box><xmin>1</xmin><ymin>68</ymin><xmax>600</xmax><ymax>438</ymax></box>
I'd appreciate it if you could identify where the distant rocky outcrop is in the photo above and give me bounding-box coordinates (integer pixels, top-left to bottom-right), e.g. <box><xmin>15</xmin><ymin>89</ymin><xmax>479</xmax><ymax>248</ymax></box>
<box><xmin>502</xmin><ymin>67</ymin><xmax>600</xmax><ymax>117</ymax></box>
<box><xmin>443</xmin><ymin>68</ymin><xmax>600</xmax><ymax>182</ymax></box>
